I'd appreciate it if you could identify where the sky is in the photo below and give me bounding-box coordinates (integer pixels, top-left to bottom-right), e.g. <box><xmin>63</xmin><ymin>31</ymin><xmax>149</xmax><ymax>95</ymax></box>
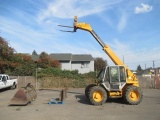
<box><xmin>0</xmin><ymin>0</ymin><xmax>160</xmax><ymax>70</ymax></box>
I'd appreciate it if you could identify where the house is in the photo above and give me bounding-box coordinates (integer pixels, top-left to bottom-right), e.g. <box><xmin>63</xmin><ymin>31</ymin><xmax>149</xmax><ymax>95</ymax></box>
<box><xmin>50</xmin><ymin>53</ymin><xmax>94</xmax><ymax>74</ymax></box>
<box><xmin>142</xmin><ymin>67</ymin><xmax>160</xmax><ymax>78</ymax></box>
<box><xmin>142</xmin><ymin>70</ymin><xmax>153</xmax><ymax>78</ymax></box>
<box><xmin>32</xmin><ymin>53</ymin><xmax>94</xmax><ymax>74</ymax></box>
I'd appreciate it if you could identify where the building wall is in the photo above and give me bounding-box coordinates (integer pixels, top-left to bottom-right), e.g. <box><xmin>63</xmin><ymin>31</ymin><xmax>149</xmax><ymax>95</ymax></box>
<box><xmin>71</xmin><ymin>60</ymin><xmax>94</xmax><ymax>74</ymax></box>
<box><xmin>61</xmin><ymin>61</ymin><xmax>71</xmax><ymax>70</ymax></box>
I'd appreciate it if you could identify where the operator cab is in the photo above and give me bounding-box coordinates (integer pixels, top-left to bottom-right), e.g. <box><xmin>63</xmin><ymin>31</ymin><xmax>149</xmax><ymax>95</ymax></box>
<box><xmin>97</xmin><ymin>66</ymin><xmax>127</xmax><ymax>91</ymax></box>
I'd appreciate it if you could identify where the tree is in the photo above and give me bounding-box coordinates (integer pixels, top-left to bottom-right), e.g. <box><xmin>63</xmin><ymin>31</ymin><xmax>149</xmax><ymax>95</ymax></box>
<box><xmin>0</xmin><ymin>37</ymin><xmax>15</xmax><ymax>60</ymax></box>
<box><xmin>137</xmin><ymin>65</ymin><xmax>142</xmax><ymax>71</ymax></box>
<box><xmin>94</xmin><ymin>57</ymin><xmax>107</xmax><ymax>72</ymax></box>
<box><xmin>13</xmin><ymin>63</ymin><xmax>36</xmax><ymax>76</ymax></box>
<box><xmin>9</xmin><ymin>53</ymin><xmax>36</xmax><ymax>76</ymax></box>
<box><xmin>37</xmin><ymin>52</ymin><xmax>50</xmax><ymax>68</ymax></box>
<box><xmin>0</xmin><ymin>37</ymin><xmax>15</xmax><ymax>73</ymax></box>
<box><xmin>32</xmin><ymin>50</ymin><xmax>38</xmax><ymax>55</ymax></box>
<box><xmin>50</xmin><ymin>60</ymin><xmax>61</xmax><ymax>68</ymax></box>
<box><xmin>136</xmin><ymin>65</ymin><xmax>144</xmax><ymax>75</ymax></box>
<box><xmin>0</xmin><ymin>36</ymin><xmax>61</xmax><ymax>75</ymax></box>
<box><xmin>37</xmin><ymin>52</ymin><xmax>61</xmax><ymax>69</ymax></box>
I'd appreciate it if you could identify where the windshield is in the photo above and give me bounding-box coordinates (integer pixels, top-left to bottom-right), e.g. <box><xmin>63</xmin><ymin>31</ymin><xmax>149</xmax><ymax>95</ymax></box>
<box><xmin>97</xmin><ymin>68</ymin><xmax>105</xmax><ymax>81</ymax></box>
<box><xmin>0</xmin><ymin>76</ymin><xmax>2</xmax><ymax>80</ymax></box>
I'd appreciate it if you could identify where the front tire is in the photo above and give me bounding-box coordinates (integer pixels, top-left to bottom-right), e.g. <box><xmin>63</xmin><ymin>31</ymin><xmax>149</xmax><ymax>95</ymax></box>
<box><xmin>11</xmin><ymin>83</ymin><xmax>17</xmax><ymax>89</ymax></box>
<box><xmin>89</xmin><ymin>86</ymin><xmax>107</xmax><ymax>105</ymax></box>
<box><xmin>123</xmin><ymin>86</ymin><xmax>143</xmax><ymax>105</ymax></box>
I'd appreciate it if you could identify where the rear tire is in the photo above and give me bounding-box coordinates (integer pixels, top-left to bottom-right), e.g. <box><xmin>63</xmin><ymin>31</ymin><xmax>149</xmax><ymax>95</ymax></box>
<box><xmin>85</xmin><ymin>84</ymin><xmax>96</xmax><ymax>98</ymax></box>
<box><xmin>89</xmin><ymin>86</ymin><xmax>107</xmax><ymax>105</ymax></box>
<box><xmin>123</xmin><ymin>86</ymin><xmax>143</xmax><ymax>105</ymax></box>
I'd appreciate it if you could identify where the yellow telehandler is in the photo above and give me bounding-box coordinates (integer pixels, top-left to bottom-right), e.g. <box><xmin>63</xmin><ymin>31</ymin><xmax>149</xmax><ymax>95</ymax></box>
<box><xmin>59</xmin><ymin>16</ymin><xmax>143</xmax><ymax>105</ymax></box>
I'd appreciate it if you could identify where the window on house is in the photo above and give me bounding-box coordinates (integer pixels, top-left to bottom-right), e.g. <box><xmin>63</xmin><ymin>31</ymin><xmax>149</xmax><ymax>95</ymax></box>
<box><xmin>81</xmin><ymin>62</ymin><xmax>89</xmax><ymax>68</ymax></box>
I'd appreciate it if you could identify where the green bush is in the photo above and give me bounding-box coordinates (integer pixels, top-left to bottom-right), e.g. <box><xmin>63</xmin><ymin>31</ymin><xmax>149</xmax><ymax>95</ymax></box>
<box><xmin>37</xmin><ymin>68</ymin><xmax>97</xmax><ymax>88</ymax></box>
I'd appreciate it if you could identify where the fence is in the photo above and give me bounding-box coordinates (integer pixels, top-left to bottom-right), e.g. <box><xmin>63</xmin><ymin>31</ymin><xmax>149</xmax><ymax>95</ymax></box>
<box><xmin>138</xmin><ymin>75</ymin><xmax>160</xmax><ymax>89</ymax></box>
<box><xmin>15</xmin><ymin>76</ymin><xmax>36</xmax><ymax>89</ymax></box>
<box><xmin>15</xmin><ymin>75</ymin><xmax>160</xmax><ymax>89</ymax></box>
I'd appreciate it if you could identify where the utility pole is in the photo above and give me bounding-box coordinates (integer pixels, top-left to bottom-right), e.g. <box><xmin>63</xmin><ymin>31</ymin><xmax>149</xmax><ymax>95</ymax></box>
<box><xmin>153</xmin><ymin>60</ymin><xmax>155</xmax><ymax>69</ymax></box>
<box><xmin>35</xmin><ymin>63</ymin><xmax>38</xmax><ymax>90</ymax></box>
<box><xmin>123</xmin><ymin>56</ymin><xmax>124</xmax><ymax>63</ymax></box>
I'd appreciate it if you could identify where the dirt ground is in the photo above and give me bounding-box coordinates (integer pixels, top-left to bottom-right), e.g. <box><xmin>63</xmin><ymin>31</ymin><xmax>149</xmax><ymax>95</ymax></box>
<box><xmin>0</xmin><ymin>88</ymin><xmax>160</xmax><ymax>120</ymax></box>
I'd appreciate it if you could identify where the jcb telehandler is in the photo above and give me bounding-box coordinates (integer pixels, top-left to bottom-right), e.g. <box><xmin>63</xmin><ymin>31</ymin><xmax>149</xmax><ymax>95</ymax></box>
<box><xmin>59</xmin><ymin>16</ymin><xmax>143</xmax><ymax>105</ymax></box>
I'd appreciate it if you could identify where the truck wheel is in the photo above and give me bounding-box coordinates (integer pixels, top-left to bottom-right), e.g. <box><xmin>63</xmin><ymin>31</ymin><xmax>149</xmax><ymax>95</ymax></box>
<box><xmin>85</xmin><ymin>84</ymin><xmax>96</xmax><ymax>98</ymax></box>
<box><xmin>11</xmin><ymin>83</ymin><xmax>17</xmax><ymax>89</ymax></box>
<box><xmin>123</xmin><ymin>86</ymin><xmax>143</xmax><ymax>105</ymax></box>
<box><xmin>89</xmin><ymin>86</ymin><xmax>107</xmax><ymax>105</ymax></box>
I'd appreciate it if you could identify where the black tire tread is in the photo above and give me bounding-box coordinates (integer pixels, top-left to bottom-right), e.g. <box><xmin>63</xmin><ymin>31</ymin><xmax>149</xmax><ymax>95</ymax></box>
<box><xmin>85</xmin><ymin>84</ymin><xmax>96</xmax><ymax>98</ymax></box>
<box><xmin>123</xmin><ymin>86</ymin><xmax>143</xmax><ymax>105</ymax></box>
<box><xmin>89</xmin><ymin>86</ymin><xmax>107</xmax><ymax>106</ymax></box>
<box><xmin>11</xmin><ymin>82</ymin><xmax>17</xmax><ymax>90</ymax></box>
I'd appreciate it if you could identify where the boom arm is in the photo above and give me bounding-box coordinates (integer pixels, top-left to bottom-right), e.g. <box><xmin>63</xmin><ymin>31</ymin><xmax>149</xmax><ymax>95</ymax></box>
<box><xmin>60</xmin><ymin>16</ymin><xmax>138</xmax><ymax>82</ymax></box>
<box><xmin>73</xmin><ymin>17</ymin><xmax>124</xmax><ymax>64</ymax></box>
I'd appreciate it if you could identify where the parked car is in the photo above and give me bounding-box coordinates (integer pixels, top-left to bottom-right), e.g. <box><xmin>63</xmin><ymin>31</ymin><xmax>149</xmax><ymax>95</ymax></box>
<box><xmin>0</xmin><ymin>74</ymin><xmax>17</xmax><ymax>90</ymax></box>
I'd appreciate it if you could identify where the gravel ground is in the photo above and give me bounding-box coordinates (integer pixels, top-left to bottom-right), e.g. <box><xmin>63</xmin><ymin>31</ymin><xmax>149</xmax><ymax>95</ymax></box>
<box><xmin>0</xmin><ymin>88</ymin><xmax>160</xmax><ymax>120</ymax></box>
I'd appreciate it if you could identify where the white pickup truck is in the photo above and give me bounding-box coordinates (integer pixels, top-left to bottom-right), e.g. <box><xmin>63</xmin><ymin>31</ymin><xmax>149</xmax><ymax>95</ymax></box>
<box><xmin>0</xmin><ymin>74</ymin><xmax>17</xmax><ymax>90</ymax></box>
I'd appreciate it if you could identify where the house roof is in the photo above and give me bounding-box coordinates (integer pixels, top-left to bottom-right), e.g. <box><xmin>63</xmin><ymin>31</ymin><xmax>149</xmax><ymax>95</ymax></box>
<box><xmin>72</xmin><ymin>54</ymin><xmax>93</xmax><ymax>61</ymax></box>
<box><xmin>50</xmin><ymin>53</ymin><xmax>72</xmax><ymax>61</ymax></box>
<box><xmin>31</xmin><ymin>53</ymin><xmax>94</xmax><ymax>62</ymax></box>
<box><xmin>51</xmin><ymin>53</ymin><xmax>93</xmax><ymax>61</ymax></box>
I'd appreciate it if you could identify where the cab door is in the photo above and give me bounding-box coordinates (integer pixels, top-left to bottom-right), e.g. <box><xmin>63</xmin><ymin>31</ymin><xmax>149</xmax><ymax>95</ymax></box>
<box><xmin>109</xmin><ymin>66</ymin><xmax>126</xmax><ymax>90</ymax></box>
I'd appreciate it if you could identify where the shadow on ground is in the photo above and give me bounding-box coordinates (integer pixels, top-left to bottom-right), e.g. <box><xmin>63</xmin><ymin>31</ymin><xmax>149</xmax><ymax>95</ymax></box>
<box><xmin>75</xmin><ymin>94</ymin><xmax>126</xmax><ymax>105</ymax></box>
<box><xmin>0</xmin><ymin>87</ymin><xmax>11</xmax><ymax>93</ymax></box>
<box><xmin>107</xmin><ymin>98</ymin><xmax>126</xmax><ymax>104</ymax></box>
<box><xmin>75</xmin><ymin>94</ymin><xmax>91</xmax><ymax>105</ymax></box>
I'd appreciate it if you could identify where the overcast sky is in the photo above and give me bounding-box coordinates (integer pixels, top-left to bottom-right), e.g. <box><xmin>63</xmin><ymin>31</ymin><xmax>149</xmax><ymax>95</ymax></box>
<box><xmin>0</xmin><ymin>0</ymin><xmax>160</xmax><ymax>70</ymax></box>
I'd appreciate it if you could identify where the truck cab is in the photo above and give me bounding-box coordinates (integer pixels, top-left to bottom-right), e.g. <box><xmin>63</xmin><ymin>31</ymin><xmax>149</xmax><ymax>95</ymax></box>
<box><xmin>98</xmin><ymin>65</ymin><xmax>126</xmax><ymax>92</ymax></box>
<box><xmin>0</xmin><ymin>74</ymin><xmax>17</xmax><ymax>90</ymax></box>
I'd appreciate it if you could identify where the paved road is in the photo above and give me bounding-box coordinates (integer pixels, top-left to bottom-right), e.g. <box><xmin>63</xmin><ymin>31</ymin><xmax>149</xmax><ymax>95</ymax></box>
<box><xmin>0</xmin><ymin>88</ymin><xmax>160</xmax><ymax>120</ymax></box>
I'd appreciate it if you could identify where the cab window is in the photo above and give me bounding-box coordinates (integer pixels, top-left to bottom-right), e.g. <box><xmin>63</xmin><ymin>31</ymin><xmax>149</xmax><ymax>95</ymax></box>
<box><xmin>104</xmin><ymin>67</ymin><xmax>109</xmax><ymax>82</ymax></box>
<box><xmin>97</xmin><ymin>68</ymin><xmax>105</xmax><ymax>81</ymax></box>
<box><xmin>2</xmin><ymin>76</ymin><xmax>6</xmax><ymax>81</ymax></box>
<box><xmin>110</xmin><ymin>67</ymin><xmax>119</xmax><ymax>82</ymax></box>
<box><xmin>119</xmin><ymin>66</ymin><xmax>126</xmax><ymax>82</ymax></box>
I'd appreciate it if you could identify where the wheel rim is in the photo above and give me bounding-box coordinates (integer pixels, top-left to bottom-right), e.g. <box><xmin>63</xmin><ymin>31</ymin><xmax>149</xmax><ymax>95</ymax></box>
<box><xmin>93</xmin><ymin>91</ymin><xmax>103</xmax><ymax>102</ymax></box>
<box><xmin>129</xmin><ymin>90</ymin><xmax>140</xmax><ymax>101</ymax></box>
